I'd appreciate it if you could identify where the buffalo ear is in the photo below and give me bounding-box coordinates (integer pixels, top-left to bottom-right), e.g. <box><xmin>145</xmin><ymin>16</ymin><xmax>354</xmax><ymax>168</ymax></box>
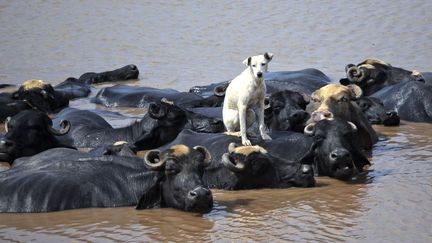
<box><xmin>243</xmin><ymin>57</ymin><xmax>252</xmax><ymax>66</ymax></box>
<box><xmin>136</xmin><ymin>180</ymin><xmax>162</xmax><ymax>210</ymax></box>
<box><xmin>347</xmin><ymin>84</ymin><xmax>363</xmax><ymax>99</ymax></box>
<box><xmin>340</xmin><ymin>78</ymin><xmax>350</xmax><ymax>85</ymax></box>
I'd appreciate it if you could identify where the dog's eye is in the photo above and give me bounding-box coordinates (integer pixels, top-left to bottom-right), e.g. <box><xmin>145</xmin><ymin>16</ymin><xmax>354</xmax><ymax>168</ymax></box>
<box><xmin>252</xmin><ymin>64</ymin><xmax>256</xmax><ymax>67</ymax></box>
<box><xmin>261</xmin><ymin>63</ymin><xmax>266</xmax><ymax>66</ymax></box>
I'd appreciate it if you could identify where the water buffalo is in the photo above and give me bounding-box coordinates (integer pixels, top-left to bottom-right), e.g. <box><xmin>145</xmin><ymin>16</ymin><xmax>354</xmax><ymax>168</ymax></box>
<box><xmin>371</xmin><ymin>81</ymin><xmax>432</xmax><ymax>122</ymax></box>
<box><xmin>159</xmin><ymin>129</ymin><xmax>315</xmax><ymax>189</ymax></box>
<box><xmin>356</xmin><ymin>96</ymin><xmax>400</xmax><ymax>126</ymax></box>
<box><xmin>303</xmin><ymin>118</ymin><xmax>370</xmax><ymax>180</ymax></box>
<box><xmin>52</xmin><ymin>101</ymin><xmax>224</xmax><ymax>149</ymax></box>
<box><xmin>11</xmin><ymin>79</ymin><xmax>69</xmax><ymax>113</ymax></box>
<box><xmin>0</xmin><ymin>93</ymin><xmax>33</xmax><ymax>122</ymax></box>
<box><xmin>265</xmin><ymin>90</ymin><xmax>310</xmax><ymax>132</ymax></box>
<box><xmin>189</xmin><ymin>68</ymin><xmax>331</xmax><ymax>97</ymax></box>
<box><xmin>340</xmin><ymin>58</ymin><xmax>432</xmax><ymax>96</ymax></box>
<box><xmin>54</xmin><ymin>64</ymin><xmax>140</xmax><ymax>99</ymax></box>
<box><xmin>92</xmin><ymin>85</ymin><xmax>223</xmax><ymax>108</ymax></box>
<box><xmin>308</xmin><ymin>83</ymin><xmax>378</xmax><ymax>149</ymax></box>
<box><xmin>0</xmin><ymin>110</ymin><xmax>73</xmax><ymax>164</ymax></box>
<box><xmin>0</xmin><ymin>144</ymin><xmax>213</xmax><ymax>213</ymax></box>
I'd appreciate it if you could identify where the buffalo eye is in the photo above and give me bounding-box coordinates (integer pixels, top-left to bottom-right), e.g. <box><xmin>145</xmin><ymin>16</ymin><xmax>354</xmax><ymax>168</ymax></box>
<box><xmin>165</xmin><ymin>160</ymin><xmax>181</xmax><ymax>175</ymax></box>
<box><xmin>312</xmin><ymin>98</ymin><xmax>321</xmax><ymax>103</ymax></box>
<box><xmin>313</xmin><ymin>134</ymin><xmax>325</xmax><ymax>141</ymax></box>
<box><xmin>339</xmin><ymin>97</ymin><xmax>349</xmax><ymax>103</ymax></box>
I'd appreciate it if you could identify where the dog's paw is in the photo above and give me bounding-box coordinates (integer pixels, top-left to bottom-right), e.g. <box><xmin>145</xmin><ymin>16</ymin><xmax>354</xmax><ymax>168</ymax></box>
<box><xmin>242</xmin><ymin>138</ymin><xmax>252</xmax><ymax>146</ymax></box>
<box><xmin>261</xmin><ymin>133</ymin><xmax>272</xmax><ymax>140</ymax></box>
<box><xmin>224</xmin><ymin>131</ymin><xmax>241</xmax><ymax>137</ymax></box>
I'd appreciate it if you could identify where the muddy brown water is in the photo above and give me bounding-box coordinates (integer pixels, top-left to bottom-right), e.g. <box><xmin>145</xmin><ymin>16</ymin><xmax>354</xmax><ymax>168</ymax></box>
<box><xmin>1</xmin><ymin>1</ymin><xmax>432</xmax><ymax>242</ymax></box>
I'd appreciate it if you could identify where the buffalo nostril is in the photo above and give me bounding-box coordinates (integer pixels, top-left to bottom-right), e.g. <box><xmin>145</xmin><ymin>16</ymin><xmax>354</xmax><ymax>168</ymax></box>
<box><xmin>189</xmin><ymin>191</ymin><xmax>198</xmax><ymax>198</ymax></box>
<box><xmin>386</xmin><ymin>111</ymin><xmax>397</xmax><ymax>117</ymax></box>
<box><xmin>324</xmin><ymin>112</ymin><xmax>333</xmax><ymax>118</ymax></box>
<box><xmin>330</xmin><ymin>152</ymin><xmax>338</xmax><ymax>160</ymax></box>
<box><xmin>301</xmin><ymin>164</ymin><xmax>312</xmax><ymax>174</ymax></box>
<box><xmin>0</xmin><ymin>140</ymin><xmax>14</xmax><ymax>148</ymax></box>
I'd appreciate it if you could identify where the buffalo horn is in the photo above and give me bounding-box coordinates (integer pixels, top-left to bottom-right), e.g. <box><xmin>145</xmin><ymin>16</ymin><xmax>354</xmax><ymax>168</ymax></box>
<box><xmin>47</xmin><ymin>119</ymin><xmax>71</xmax><ymax>136</ymax></box>
<box><xmin>144</xmin><ymin>150</ymin><xmax>165</xmax><ymax>170</ymax></box>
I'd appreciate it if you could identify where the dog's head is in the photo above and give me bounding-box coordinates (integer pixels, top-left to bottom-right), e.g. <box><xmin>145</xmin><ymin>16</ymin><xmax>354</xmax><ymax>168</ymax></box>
<box><xmin>243</xmin><ymin>52</ymin><xmax>273</xmax><ymax>79</ymax></box>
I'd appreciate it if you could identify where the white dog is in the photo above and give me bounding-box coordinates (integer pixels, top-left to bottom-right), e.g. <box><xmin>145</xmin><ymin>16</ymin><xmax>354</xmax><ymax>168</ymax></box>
<box><xmin>223</xmin><ymin>52</ymin><xmax>273</xmax><ymax>145</ymax></box>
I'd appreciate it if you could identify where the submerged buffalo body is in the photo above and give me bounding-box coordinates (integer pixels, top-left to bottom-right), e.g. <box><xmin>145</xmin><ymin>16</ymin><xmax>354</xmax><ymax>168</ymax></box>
<box><xmin>92</xmin><ymin>85</ymin><xmax>223</xmax><ymax>108</ymax></box>
<box><xmin>0</xmin><ymin>144</ymin><xmax>213</xmax><ymax>213</ymax></box>
<box><xmin>189</xmin><ymin>69</ymin><xmax>331</xmax><ymax>97</ymax></box>
<box><xmin>53</xmin><ymin>102</ymin><xmax>224</xmax><ymax>149</ymax></box>
<box><xmin>371</xmin><ymin>81</ymin><xmax>432</xmax><ymax>122</ymax></box>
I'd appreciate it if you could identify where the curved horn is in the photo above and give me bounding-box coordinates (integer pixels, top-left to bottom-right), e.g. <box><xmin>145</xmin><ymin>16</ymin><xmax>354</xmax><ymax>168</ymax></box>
<box><xmin>193</xmin><ymin>145</ymin><xmax>212</xmax><ymax>167</ymax></box>
<box><xmin>304</xmin><ymin>123</ymin><xmax>315</xmax><ymax>135</ymax></box>
<box><xmin>148</xmin><ymin>103</ymin><xmax>167</xmax><ymax>119</ymax></box>
<box><xmin>345</xmin><ymin>64</ymin><xmax>355</xmax><ymax>73</ymax></box>
<box><xmin>4</xmin><ymin>117</ymin><xmax>11</xmax><ymax>133</ymax></box>
<box><xmin>213</xmin><ymin>84</ymin><xmax>227</xmax><ymax>97</ymax></box>
<box><xmin>221</xmin><ymin>153</ymin><xmax>245</xmax><ymax>172</ymax></box>
<box><xmin>228</xmin><ymin>142</ymin><xmax>238</xmax><ymax>153</ymax></box>
<box><xmin>144</xmin><ymin>150</ymin><xmax>165</xmax><ymax>170</ymax></box>
<box><xmin>347</xmin><ymin>121</ymin><xmax>358</xmax><ymax>131</ymax></box>
<box><xmin>48</xmin><ymin>119</ymin><xmax>71</xmax><ymax>136</ymax></box>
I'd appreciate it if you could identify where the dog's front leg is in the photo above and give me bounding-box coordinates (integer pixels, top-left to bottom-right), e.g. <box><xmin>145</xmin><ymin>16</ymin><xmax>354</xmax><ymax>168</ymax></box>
<box><xmin>257</xmin><ymin>99</ymin><xmax>272</xmax><ymax>141</ymax></box>
<box><xmin>238</xmin><ymin>104</ymin><xmax>252</xmax><ymax>145</ymax></box>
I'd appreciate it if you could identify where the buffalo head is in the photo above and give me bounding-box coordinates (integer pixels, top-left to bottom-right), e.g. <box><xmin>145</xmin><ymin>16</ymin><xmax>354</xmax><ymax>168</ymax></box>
<box><xmin>0</xmin><ymin>110</ymin><xmax>71</xmax><ymax>164</ymax></box>
<box><xmin>265</xmin><ymin>90</ymin><xmax>310</xmax><ymax>132</ymax></box>
<box><xmin>356</xmin><ymin>96</ymin><xmax>400</xmax><ymax>126</ymax></box>
<box><xmin>221</xmin><ymin>143</ymin><xmax>315</xmax><ymax>188</ymax></box>
<box><xmin>303</xmin><ymin>118</ymin><xmax>370</xmax><ymax>180</ymax></box>
<box><xmin>137</xmin><ymin>144</ymin><xmax>213</xmax><ymax>213</ymax></box>
<box><xmin>12</xmin><ymin>79</ymin><xmax>69</xmax><ymax>113</ymax></box>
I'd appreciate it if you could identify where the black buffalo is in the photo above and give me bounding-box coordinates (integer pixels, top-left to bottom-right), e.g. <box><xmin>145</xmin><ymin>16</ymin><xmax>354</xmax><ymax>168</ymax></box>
<box><xmin>303</xmin><ymin>118</ymin><xmax>370</xmax><ymax>180</ymax></box>
<box><xmin>0</xmin><ymin>110</ymin><xmax>73</xmax><ymax>164</ymax></box>
<box><xmin>370</xmin><ymin>81</ymin><xmax>432</xmax><ymax>122</ymax></box>
<box><xmin>189</xmin><ymin>68</ymin><xmax>331</xmax><ymax>97</ymax></box>
<box><xmin>0</xmin><ymin>144</ymin><xmax>213</xmax><ymax>213</ymax></box>
<box><xmin>52</xmin><ymin>101</ymin><xmax>224</xmax><ymax>149</ymax></box>
<box><xmin>340</xmin><ymin>58</ymin><xmax>432</xmax><ymax>96</ymax></box>
<box><xmin>265</xmin><ymin>90</ymin><xmax>310</xmax><ymax>132</ymax></box>
<box><xmin>340</xmin><ymin>58</ymin><xmax>432</xmax><ymax>122</ymax></box>
<box><xmin>356</xmin><ymin>96</ymin><xmax>400</xmax><ymax>126</ymax></box>
<box><xmin>92</xmin><ymin>85</ymin><xmax>223</xmax><ymax>108</ymax></box>
<box><xmin>159</xmin><ymin>129</ymin><xmax>315</xmax><ymax>189</ymax></box>
<box><xmin>0</xmin><ymin>93</ymin><xmax>33</xmax><ymax>122</ymax></box>
<box><xmin>54</xmin><ymin>64</ymin><xmax>140</xmax><ymax>99</ymax></box>
<box><xmin>12</xmin><ymin>79</ymin><xmax>69</xmax><ymax>113</ymax></box>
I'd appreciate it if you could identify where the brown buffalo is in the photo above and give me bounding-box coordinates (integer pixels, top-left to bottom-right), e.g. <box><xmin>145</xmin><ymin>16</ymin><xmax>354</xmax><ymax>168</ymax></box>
<box><xmin>307</xmin><ymin>84</ymin><xmax>377</xmax><ymax>149</ymax></box>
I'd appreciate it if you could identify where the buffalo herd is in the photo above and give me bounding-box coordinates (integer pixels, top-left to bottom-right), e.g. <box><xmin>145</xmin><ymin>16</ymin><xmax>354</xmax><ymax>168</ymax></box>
<box><xmin>0</xmin><ymin>58</ymin><xmax>430</xmax><ymax>213</ymax></box>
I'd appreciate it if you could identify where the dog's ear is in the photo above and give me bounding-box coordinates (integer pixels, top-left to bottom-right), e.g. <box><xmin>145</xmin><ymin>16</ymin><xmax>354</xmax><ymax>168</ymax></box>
<box><xmin>243</xmin><ymin>57</ymin><xmax>252</xmax><ymax>66</ymax></box>
<box><xmin>264</xmin><ymin>52</ymin><xmax>274</xmax><ymax>61</ymax></box>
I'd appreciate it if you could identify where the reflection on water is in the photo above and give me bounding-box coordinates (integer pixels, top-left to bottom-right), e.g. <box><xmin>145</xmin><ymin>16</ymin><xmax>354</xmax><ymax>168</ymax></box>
<box><xmin>1</xmin><ymin>0</ymin><xmax>432</xmax><ymax>242</ymax></box>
